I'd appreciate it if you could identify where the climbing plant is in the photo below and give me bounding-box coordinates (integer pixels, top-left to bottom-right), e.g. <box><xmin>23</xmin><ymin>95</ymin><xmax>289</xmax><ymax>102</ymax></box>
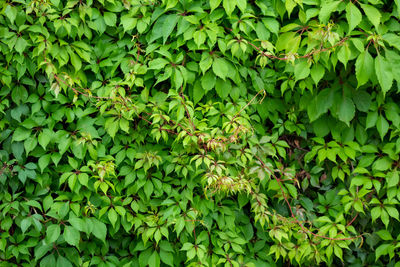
<box><xmin>1</xmin><ymin>0</ymin><xmax>400</xmax><ymax>266</ymax></box>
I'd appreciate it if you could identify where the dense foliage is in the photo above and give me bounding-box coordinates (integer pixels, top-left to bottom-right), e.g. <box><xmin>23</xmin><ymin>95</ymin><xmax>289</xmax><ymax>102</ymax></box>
<box><xmin>1</xmin><ymin>0</ymin><xmax>400</xmax><ymax>266</ymax></box>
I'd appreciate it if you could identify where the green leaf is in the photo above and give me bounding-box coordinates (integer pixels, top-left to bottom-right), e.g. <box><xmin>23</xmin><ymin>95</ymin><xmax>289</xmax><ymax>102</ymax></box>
<box><xmin>193</xmin><ymin>30</ymin><xmax>206</xmax><ymax>48</ymax></box>
<box><xmin>201</xmin><ymin>71</ymin><xmax>216</xmax><ymax>91</ymax></box>
<box><xmin>63</xmin><ymin>226</ymin><xmax>80</xmax><ymax>247</ymax></box>
<box><xmin>91</xmin><ymin>218</ymin><xmax>107</xmax><ymax>243</ymax></box>
<box><xmin>104</xmin><ymin>12</ymin><xmax>117</xmax><ymax>27</ymax></box>
<box><xmin>15</xmin><ymin>37</ymin><xmax>28</xmax><ymax>54</ymax></box>
<box><xmin>40</xmin><ymin>254</ymin><xmax>56</xmax><ymax>267</ymax></box>
<box><xmin>376</xmin><ymin>115</ymin><xmax>389</xmax><ymax>140</ymax></box>
<box><xmin>45</xmin><ymin>224</ymin><xmax>61</xmax><ymax>244</ymax></box>
<box><xmin>38</xmin><ymin>129</ymin><xmax>53</xmax><ymax>149</ymax></box>
<box><xmin>387</xmin><ymin>171</ymin><xmax>399</xmax><ymax>188</ymax></box>
<box><xmin>39</xmin><ymin>154</ymin><xmax>51</xmax><ymax>173</ymax></box>
<box><xmin>144</xmin><ymin>180</ymin><xmax>154</xmax><ymax>199</ymax></box>
<box><xmin>120</xmin><ymin>16</ymin><xmax>137</xmax><ymax>32</ymax></box>
<box><xmin>149</xmin><ymin>58</ymin><xmax>169</xmax><ymax>70</ymax></box>
<box><xmin>383</xmin><ymin>33</ymin><xmax>400</xmax><ymax>51</ymax></box>
<box><xmin>337</xmin><ymin>97</ymin><xmax>355</xmax><ymax>126</ymax></box>
<box><xmin>310</xmin><ymin>64</ymin><xmax>325</xmax><ymax>85</ymax></box>
<box><xmin>70</xmin><ymin>53</ymin><xmax>82</xmax><ymax>72</ymax></box>
<box><xmin>13</xmin><ymin>127</ymin><xmax>31</xmax><ymax>142</ymax></box>
<box><xmin>105</xmin><ymin>118</ymin><xmax>119</xmax><ymax>138</ymax></box>
<box><xmin>108</xmin><ymin>208</ymin><xmax>118</xmax><ymax>227</ymax></box>
<box><xmin>355</xmin><ymin>50</ymin><xmax>373</xmax><ymax>87</ymax></box>
<box><xmin>375</xmin><ymin>55</ymin><xmax>393</xmax><ymax>94</ymax></box>
<box><xmin>21</xmin><ymin>218</ymin><xmax>32</xmax><ymax>233</ymax></box>
<box><xmin>353</xmin><ymin>90</ymin><xmax>371</xmax><ymax>112</ymax></box>
<box><xmin>56</xmin><ymin>255</ymin><xmax>73</xmax><ymax>267</ymax></box>
<box><xmin>223</xmin><ymin>0</ymin><xmax>236</xmax><ymax>16</ymax></box>
<box><xmin>210</xmin><ymin>0</ymin><xmax>222</xmax><ymax>11</ymax></box>
<box><xmin>148</xmin><ymin>251</ymin><xmax>160</xmax><ymax>267</ymax></box>
<box><xmin>346</xmin><ymin>3</ymin><xmax>362</xmax><ymax>32</ymax></box>
<box><xmin>34</xmin><ymin>243</ymin><xmax>52</xmax><ymax>260</ymax></box>
<box><xmin>318</xmin><ymin>1</ymin><xmax>341</xmax><ymax>24</ymax></box>
<box><xmin>376</xmin><ymin>229</ymin><xmax>393</xmax><ymax>241</ymax></box>
<box><xmin>294</xmin><ymin>60</ymin><xmax>310</xmax><ymax>81</ymax></box>
<box><xmin>181</xmin><ymin>242</ymin><xmax>193</xmax><ymax>250</ymax></box>
<box><xmin>237</xmin><ymin>0</ymin><xmax>246</xmax><ymax>12</ymax></box>
<box><xmin>160</xmin><ymin>250</ymin><xmax>174</xmax><ymax>266</ymax></box>
<box><xmin>360</xmin><ymin>4</ymin><xmax>381</xmax><ymax>28</ymax></box>
<box><xmin>376</xmin><ymin>243</ymin><xmax>391</xmax><ymax>261</ymax></box>
<box><xmin>5</xmin><ymin>5</ymin><xmax>17</xmax><ymax>24</ymax></box>
<box><xmin>275</xmin><ymin>32</ymin><xmax>296</xmax><ymax>52</ymax></box>
<box><xmin>199</xmin><ymin>53</ymin><xmax>213</xmax><ymax>74</ymax></box>
<box><xmin>212</xmin><ymin>58</ymin><xmax>229</xmax><ymax>80</ymax></box>
<box><xmin>162</xmin><ymin>14</ymin><xmax>179</xmax><ymax>44</ymax></box>
<box><xmin>68</xmin><ymin>218</ymin><xmax>85</xmax><ymax>232</ymax></box>
<box><xmin>386</xmin><ymin>206</ymin><xmax>399</xmax><ymax>220</ymax></box>
<box><xmin>366</xmin><ymin>111</ymin><xmax>378</xmax><ymax>129</ymax></box>
<box><xmin>262</xmin><ymin>18</ymin><xmax>280</xmax><ymax>35</ymax></box>
<box><xmin>215</xmin><ymin>78</ymin><xmax>231</xmax><ymax>99</ymax></box>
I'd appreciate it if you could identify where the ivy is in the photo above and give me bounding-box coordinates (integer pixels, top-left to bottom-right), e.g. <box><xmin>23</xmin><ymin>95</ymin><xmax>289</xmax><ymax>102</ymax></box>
<box><xmin>1</xmin><ymin>0</ymin><xmax>400</xmax><ymax>266</ymax></box>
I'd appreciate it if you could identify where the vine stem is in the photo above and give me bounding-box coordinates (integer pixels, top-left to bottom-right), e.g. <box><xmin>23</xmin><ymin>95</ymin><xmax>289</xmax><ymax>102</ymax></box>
<box><xmin>255</xmin><ymin>155</ymin><xmax>362</xmax><ymax>241</ymax></box>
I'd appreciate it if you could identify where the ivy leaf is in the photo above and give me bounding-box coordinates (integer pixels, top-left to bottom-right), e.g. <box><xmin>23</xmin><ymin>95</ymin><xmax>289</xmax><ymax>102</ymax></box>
<box><xmin>193</xmin><ymin>30</ymin><xmax>206</xmax><ymax>48</ymax></box>
<box><xmin>360</xmin><ymin>4</ymin><xmax>381</xmax><ymax>28</ymax></box>
<box><xmin>376</xmin><ymin>114</ymin><xmax>389</xmax><ymax>140</ymax></box>
<box><xmin>162</xmin><ymin>14</ymin><xmax>179</xmax><ymax>44</ymax></box>
<box><xmin>13</xmin><ymin>127</ymin><xmax>31</xmax><ymax>142</ymax></box>
<box><xmin>104</xmin><ymin>12</ymin><xmax>117</xmax><ymax>27</ymax></box>
<box><xmin>120</xmin><ymin>16</ymin><xmax>137</xmax><ymax>32</ymax></box>
<box><xmin>199</xmin><ymin>53</ymin><xmax>213</xmax><ymax>74</ymax></box>
<box><xmin>210</xmin><ymin>0</ymin><xmax>222</xmax><ymax>11</ymax></box>
<box><xmin>5</xmin><ymin>5</ymin><xmax>17</xmax><ymax>24</ymax></box>
<box><xmin>45</xmin><ymin>224</ymin><xmax>61</xmax><ymax>244</ymax></box>
<box><xmin>375</xmin><ymin>55</ymin><xmax>393</xmax><ymax>95</ymax></box>
<box><xmin>353</xmin><ymin>90</ymin><xmax>371</xmax><ymax>112</ymax></box>
<box><xmin>386</xmin><ymin>171</ymin><xmax>399</xmax><ymax>188</ymax></box>
<box><xmin>376</xmin><ymin>243</ymin><xmax>391</xmax><ymax>261</ymax></box>
<box><xmin>56</xmin><ymin>256</ymin><xmax>72</xmax><ymax>267</ymax></box>
<box><xmin>311</xmin><ymin>64</ymin><xmax>325</xmax><ymax>85</ymax></box>
<box><xmin>383</xmin><ymin>33</ymin><xmax>400</xmax><ymax>51</ymax></box>
<box><xmin>318</xmin><ymin>1</ymin><xmax>341</xmax><ymax>24</ymax></box>
<box><xmin>38</xmin><ymin>129</ymin><xmax>53</xmax><ymax>149</ymax></box>
<box><xmin>91</xmin><ymin>218</ymin><xmax>107</xmax><ymax>243</ymax></box>
<box><xmin>15</xmin><ymin>37</ymin><xmax>28</xmax><ymax>54</ymax></box>
<box><xmin>396</xmin><ymin>0</ymin><xmax>400</xmax><ymax>17</ymax></box>
<box><xmin>63</xmin><ymin>226</ymin><xmax>80</xmax><ymax>247</ymax></box>
<box><xmin>108</xmin><ymin>208</ymin><xmax>118</xmax><ymax>228</ymax></box>
<box><xmin>105</xmin><ymin>118</ymin><xmax>119</xmax><ymax>139</ymax></box>
<box><xmin>355</xmin><ymin>50</ymin><xmax>373</xmax><ymax>88</ymax></box>
<box><xmin>160</xmin><ymin>250</ymin><xmax>174</xmax><ymax>266</ymax></box>
<box><xmin>223</xmin><ymin>0</ymin><xmax>236</xmax><ymax>16</ymax></box>
<box><xmin>346</xmin><ymin>3</ymin><xmax>362</xmax><ymax>32</ymax></box>
<box><xmin>70</xmin><ymin>53</ymin><xmax>82</xmax><ymax>72</ymax></box>
<box><xmin>262</xmin><ymin>18</ymin><xmax>280</xmax><ymax>35</ymax></box>
<box><xmin>386</xmin><ymin>206</ymin><xmax>399</xmax><ymax>220</ymax></box>
<box><xmin>38</xmin><ymin>154</ymin><xmax>51</xmax><ymax>173</ymax></box>
<box><xmin>21</xmin><ymin>218</ymin><xmax>32</xmax><ymax>233</ymax></box>
<box><xmin>212</xmin><ymin>58</ymin><xmax>229</xmax><ymax>80</ymax></box>
<box><xmin>215</xmin><ymin>79</ymin><xmax>231</xmax><ymax>99</ymax></box>
<box><xmin>148</xmin><ymin>251</ymin><xmax>160</xmax><ymax>267</ymax></box>
<box><xmin>376</xmin><ymin>229</ymin><xmax>393</xmax><ymax>241</ymax></box>
<box><xmin>237</xmin><ymin>0</ymin><xmax>247</xmax><ymax>12</ymax></box>
<box><xmin>337</xmin><ymin>97</ymin><xmax>355</xmax><ymax>126</ymax></box>
<box><xmin>294</xmin><ymin>60</ymin><xmax>310</xmax><ymax>81</ymax></box>
<box><xmin>149</xmin><ymin>58</ymin><xmax>169</xmax><ymax>70</ymax></box>
<box><xmin>34</xmin><ymin>243</ymin><xmax>52</xmax><ymax>260</ymax></box>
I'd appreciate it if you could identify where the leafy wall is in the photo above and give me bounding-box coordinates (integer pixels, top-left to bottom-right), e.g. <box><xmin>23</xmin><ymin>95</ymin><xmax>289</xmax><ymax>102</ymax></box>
<box><xmin>1</xmin><ymin>0</ymin><xmax>400</xmax><ymax>266</ymax></box>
